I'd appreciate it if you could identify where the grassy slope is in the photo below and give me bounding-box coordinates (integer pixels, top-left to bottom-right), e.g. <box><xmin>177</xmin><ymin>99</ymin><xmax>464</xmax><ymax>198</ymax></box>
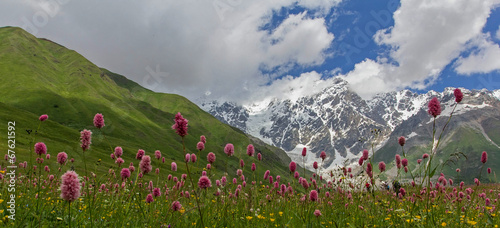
<box><xmin>0</xmin><ymin>26</ymin><xmax>292</xmax><ymax>182</ymax></box>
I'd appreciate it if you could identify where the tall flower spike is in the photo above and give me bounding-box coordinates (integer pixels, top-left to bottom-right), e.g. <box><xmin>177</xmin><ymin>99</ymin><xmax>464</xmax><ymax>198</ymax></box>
<box><xmin>60</xmin><ymin>170</ymin><xmax>81</xmax><ymax>202</ymax></box>
<box><xmin>302</xmin><ymin>147</ymin><xmax>307</xmax><ymax>157</ymax></box>
<box><xmin>454</xmin><ymin>88</ymin><xmax>463</xmax><ymax>103</ymax></box>
<box><xmin>427</xmin><ymin>97</ymin><xmax>441</xmax><ymax>118</ymax></box>
<box><xmin>140</xmin><ymin>155</ymin><xmax>152</xmax><ymax>174</ymax></box>
<box><xmin>93</xmin><ymin>113</ymin><xmax>105</xmax><ymax>129</ymax></box>
<box><xmin>247</xmin><ymin>144</ymin><xmax>255</xmax><ymax>157</ymax></box>
<box><xmin>172</xmin><ymin>112</ymin><xmax>188</xmax><ymax>137</ymax></box>
<box><xmin>481</xmin><ymin>151</ymin><xmax>488</xmax><ymax>164</ymax></box>
<box><xmin>224</xmin><ymin>143</ymin><xmax>234</xmax><ymax>157</ymax></box>
<box><xmin>80</xmin><ymin>129</ymin><xmax>92</xmax><ymax>151</ymax></box>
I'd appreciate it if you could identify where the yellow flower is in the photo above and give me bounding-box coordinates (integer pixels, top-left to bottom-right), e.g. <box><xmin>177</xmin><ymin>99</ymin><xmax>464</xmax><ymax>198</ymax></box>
<box><xmin>0</xmin><ymin>200</ymin><xmax>3</xmax><ymax>204</ymax></box>
<box><xmin>246</xmin><ymin>216</ymin><xmax>253</xmax><ymax>220</ymax></box>
<box><xmin>441</xmin><ymin>222</ymin><xmax>446</xmax><ymax>226</ymax></box>
<box><xmin>467</xmin><ymin>220</ymin><xmax>477</xmax><ymax>225</ymax></box>
<box><xmin>0</xmin><ymin>210</ymin><xmax>3</xmax><ymax>214</ymax></box>
<box><xmin>270</xmin><ymin>213</ymin><xmax>274</xmax><ymax>217</ymax></box>
<box><xmin>385</xmin><ymin>218</ymin><xmax>390</xmax><ymax>221</ymax></box>
<box><xmin>279</xmin><ymin>212</ymin><xmax>283</xmax><ymax>216</ymax></box>
<box><xmin>180</xmin><ymin>208</ymin><xmax>185</xmax><ymax>214</ymax></box>
<box><xmin>270</xmin><ymin>218</ymin><xmax>275</xmax><ymax>222</ymax></box>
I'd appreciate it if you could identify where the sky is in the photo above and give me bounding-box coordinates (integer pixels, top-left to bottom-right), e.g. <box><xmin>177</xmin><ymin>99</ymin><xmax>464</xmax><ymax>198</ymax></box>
<box><xmin>1</xmin><ymin>0</ymin><xmax>500</xmax><ymax>105</ymax></box>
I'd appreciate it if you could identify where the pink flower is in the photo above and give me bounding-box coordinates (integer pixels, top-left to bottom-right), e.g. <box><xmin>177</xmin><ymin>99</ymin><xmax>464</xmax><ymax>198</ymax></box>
<box><xmin>115</xmin><ymin>147</ymin><xmax>123</xmax><ymax>158</ymax></box>
<box><xmin>302</xmin><ymin>147</ymin><xmax>307</xmax><ymax>157</ymax></box>
<box><xmin>171</xmin><ymin>162</ymin><xmax>177</xmax><ymax>171</ymax></box>
<box><xmin>264</xmin><ymin>170</ymin><xmax>270</xmax><ymax>180</ymax></box>
<box><xmin>456</xmin><ymin>168</ymin><xmax>460</xmax><ymax>173</ymax></box>
<box><xmin>35</xmin><ymin>142</ymin><xmax>47</xmax><ymax>155</ymax></box>
<box><xmin>454</xmin><ymin>88</ymin><xmax>463</xmax><ymax>103</ymax></box>
<box><xmin>309</xmin><ymin>190</ymin><xmax>318</xmax><ymax>201</ymax></box>
<box><xmin>257</xmin><ymin>153</ymin><xmax>262</xmax><ymax>161</ymax></box>
<box><xmin>237</xmin><ymin>169</ymin><xmax>243</xmax><ymax>176</ymax></box>
<box><xmin>39</xmin><ymin>114</ymin><xmax>48</xmax><ymax>121</ymax></box>
<box><xmin>402</xmin><ymin>158</ymin><xmax>408</xmax><ymax>167</ymax></box>
<box><xmin>196</xmin><ymin>142</ymin><xmax>205</xmax><ymax>151</ymax></box>
<box><xmin>314</xmin><ymin>209</ymin><xmax>321</xmax><ymax>217</ymax></box>
<box><xmin>320</xmin><ymin>151</ymin><xmax>327</xmax><ymax>161</ymax></box>
<box><xmin>136</xmin><ymin>149</ymin><xmax>145</xmax><ymax>160</ymax></box>
<box><xmin>44</xmin><ymin>166</ymin><xmax>50</xmax><ymax>172</ymax></box>
<box><xmin>93</xmin><ymin>113</ymin><xmax>105</xmax><ymax>129</ymax></box>
<box><xmin>239</xmin><ymin>159</ymin><xmax>244</xmax><ymax>168</ymax></box>
<box><xmin>395</xmin><ymin>154</ymin><xmax>401</xmax><ymax>167</ymax></box>
<box><xmin>200</xmin><ymin>135</ymin><xmax>206</xmax><ymax>144</ymax></box>
<box><xmin>198</xmin><ymin>176</ymin><xmax>211</xmax><ymax>189</ymax></box>
<box><xmin>57</xmin><ymin>152</ymin><xmax>67</xmax><ymax>165</ymax></box>
<box><xmin>185</xmin><ymin>154</ymin><xmax>191</xmax><ymax>163</ymax></box>
<box><xmin>247</xmin><ymin>144</ymin><xmax>255</xmax><ymax>157</ymax></box>
<box><xmin>362</xmin><ymin>149</ymin><xmax>369</xmax><ymax>161</ymax></box>
<box><xmin>116</xmin><ymin>157</ymin><xmax>124</xmax><ymax>166</ymax></box>
<box><xmin>399</xmin><ymin>187</ymin><xmax>406</xmax><ymax>197</ymax></box>
<box><xmin>358</xmin><ymin>157</ymin><xmax>364</xmax><ymax>166</ymax></box>
<box><xmin>139</xmin><ymin>155</ymin><xmax>152</xmax><ymax>174</ymax></box>
<box><xmin>481</xmin><ymin>151</ymin><xmax>487</xmax><ymax>164</ymax></box>
<box><xmin>251</xmin><ymin>163</ymin><xmax>256</xmax><ymax>172</ymax></box>
<box><xmin>417</xmin><ymin>159</ymin><xmax>422</xmax><ymax>164</ymax></box>
<box><xmin>378</xmin><ymin>162</ymin><xmax>386</xmax><ymax>172</ymax></box>
<box><xmin>60</xmin><ymin>171</ymin><xmax>81</xmax><ymax>202</ymax></box>
<box><xmin>313</xmin><ymin>161</ymin><xmax>318</xmax><ymax>170</ymax></box>
<box><xmin>129</xmin><ymin>164</ymin><xmax>135</xmax><ymax>173</ymax></box>
<box><xmin>172</xmin><ymin>112</ymin><xmax>188</xmax><ymax>137</ymax></box>
<box><xmin>80</xmin><ymin>130</ymin><xmax>92</xmax><ymax>151</ymax></box>
<box><xmin>190</xmin><ymin>154</ymin><xmax>197</xmax><ymax>163</ymax></box>
<box><xmin>366</xmin><ymin>163</ymin><xmax>373</xmax><ymax>178</ymax></box>
<box><xmin>398</xmin><ymin>136</ymin><xmax>406</xmax><ymax>146</ymax></box>
<box><xmin>289</xmin><ymin>161</ymin><xmax>297</xmax><ymax>173</ymax></box>
<box><xmin>154</xmin><ymin>150</ymin><xmax>161</xmax><ymax>159</ymax></box>
<box><xmin>121</xmin><ymin>168</ymin><xmax>131</xmax><ymax>180</ymax></box>
<box><xmin>207</xmin><ymin>152</ymin><xmax>216</xmax><ymax>164</ymax></box>
<box><xmin>46</xmin><ymin>154</ymin><xmax>51</xmax><ymax>160</ymax></box>
<box><xmin>427</xmin><ymin>97</ymin><xmax>441</xmax><ymax>117</ymax></box>
<box><xmin>422</xmin><ymin>153</ymin><xmax>429</xmax><ymax>159</ymax></box>
<box><xmin>294</xmin><ymin>171</ymin><xmax>299</xmax><ymax>179</ymax></box>
<box><xmin>487</xmin><ymin>168</ymin><xmax>491</xmax><ymax>174</ymax></box>
<box><xmin>146</xmin><ymin>194</ymin><xmax>154</xmax><ymax>203</ymax></box>
<box><xmin>110</xmin><ymin>153</ymin><xmax>115</xmax><ymax>160</ymax></box>
<box><xmin>162</xmin><ymin>157</ymin><xmax>165</xmax><ymax>163</ymax></box>
<box><xmin>171</xmin><ymin>201</ymin><xmax>182</xmax><ymax>211</ymax></box>
<box><xmin>224</xmin><ymin>143</ymin><xmax>234</xmax><ymax>157</ymax></box>
<box><xmin>153</xmin><ymin>187</ymin><xmax>161</xmax><ymax>197</ymax></box>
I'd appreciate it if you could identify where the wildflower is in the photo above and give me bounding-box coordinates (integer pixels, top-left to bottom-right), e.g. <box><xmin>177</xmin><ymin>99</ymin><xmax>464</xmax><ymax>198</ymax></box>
<box><xmin>399</xmin><ymin>188</ymin><xmax>406</xmax><ymax>197</ymax></box>
<box><xmin>146</xmin><ymin>194</ymin><xmax>154</xmax><ymax>203</ymax></box>
<box><xmin>247</xmin><ymin>144</ymin><xmax>255</xmax><ymax>156</ymax></box>
<box><xmin>402</xmin><ymin>158</ymin><xmax>408</xmax><ymax>167</ymax></box>
<box><xmin>488</xmin><ymin>168</ymin><xmax>491</xmax><ymax>174</ymax></box>
<box><xmin>427</xmin><ymin>97</ymin><xmax>441</xmax><ymax>117</ymax></box>
<box><xmin>395</xmin><ymin>154</ymin><xmax>401</xmax><ymax>168</ymax></box>
<box><xmin>422</xmin><ymin>153</ymin><xmax>429</xmax><ymax>159</ymax></box>
<box><xmin>153</xmin><ymin>188</ymin><xmax>161</xmax><ymax>197</ymax></box>
<box><xmin>35</xmin><ymin>142</ymin><xmax>47</xmax><ymax>155</ymax></box>
<box><xmin>474</xmin><ymin>178</ymin><xmax>480</xmax><ymax>186</ymax></box>
<box><xmin>257</xmin><ymin>153</ymin><xmax>262</xmax><ymax>161</ymax></box>
<box><xmin>172</xmin><ymin>112</ymin><xmax>188</xmax><ymax>137</ymax></box>
<box><xmin>237</xmin><ymin>169</ymin><xmax>243</xmax><ymax>176</ymax></box>
<box><xmin>57</xmin><ymin>152</ymin><xmax>68</xmax><ymax>165</ymax></box>
<box><xmin>302</xmin><ymin>147</ymin><xmax>307</xmax><ymax>157</ymax></box>
<box><xmin>309</xmin><ymin>190</ymin><xmax>318</xmax><ymax>202</ymax></box>
<box><xmin>417</xmin><ymin>159</ymin><xmax>422</xmax><ymax>164</ymax></box>
<box><xmin>162</xmin><ymin>157</ymin><xmax>165</xmax><ymax>163</ymax></box>
<box><xmin>110</xmin><ymin>153</ymin><xmax>116</xmax><ymax>160</ymax></box>
<box><xmin>39</xmin><ymin>114</ymin><xmax>48</xmax><ymax>121</ymax></box>
<box><xmin>398</xmin><ymin>136</ymin><xmax>406</xmax><ymax>146</ymax></box>
<box><xmin>320</xmin><ymin>151</ymin><xmax>327</xmax><ymax>161</ymax></box>
<box><xmin>120</xmin><ymin>168</ymin><xmax>130</xmax><ymax>180</ymax></box>
<box><xmin>207</xmin><ymin>152</ymin><xmax>216</xmax><ymax>164</ymax></box>
<box><xmin>378</xmin><ymin>162</ymin><xmax>386</xmax><ymax>172</ymax></box>
<box><xmin>362</xmin><ymin>149</ymin><xmax>369</xmax><ymax>161</ymax></box>
<box><xmin>240</xmin><ymin>159</ymin><xmax>244</xmax><ymax>168</ymax></box>
<box><xmin>366</xmin><ymin>163</ymin><xmax>373</xmax><ymax>178</ymax></box>
<box><xmin>171</xmin><ymin>162</ymin><xmax>177</xmax><ymax>171</ymax></box>
<box><xmin>185</xmin><ymin>154</ymin><xmax>191</xmax><ymax>163</ymax></box>
<box><xmin>171</xmin><ymin>201</ymin><xmax>182</xmax><ymax>211</ymax></box>
<box><xmin>481</xmin><ymin>151</ymin><xmax>487</xmax><ymax>164</ymax></box>
<box><xmin>313</xmin><ymin>162</ymin><xmax>318</xmax><ymax>170</ymax></box>
<box><xmin>190</xmin><ymin>154</ymin><xmax>197</xmax><ymax>163</ymax></box>
<box><xmin>198</xmin><ymin>176</ymin><xmax>212</xmax><ymax>189</ymax></box>
<box><xmin>136</xmin><ymin>149</ymin><xmax>145</xmax><ymax>160</ymax></box>
<box><xmin>116</xmin><ymin>157</ymin><xmax>124</xmax><ymax>166</ymax></box>
<box><xmin>441</xmin><ymin>222</ymin><xmax>446</xmax><ymax>227</ymax></box>
<box><xmin>140</xmin><ymin>155</ymin><xmax>152</xmax><ymax>174</ymax></box>
<box><xmin>129</xmin><ymin>163</ymin><xmax>135</xmax><ymax>173</ymax></box>
<box><xmin>294</xmin><ymin>171</ymin><xmax>299</xmax><ymax>179</ymax></box>
<box><xmin>114</xmin><ymin>147</ymin><xmax>123</xmax><ymax>158</ymax></box>
<box><xmin>251</xmin><ymin>163</ymin><xmax>256</xmax><ymax>172</ymax></box>
<box><xmin>454</xmin><ymin>88</ymin><xmax>463</xmax><ymax>103</ymax></box>
<box><xmin>456</xmin><ymin>168</ymin><xmax>460</xmax><ymax>173</ymax></box>
<box><xmin>93</xmin><ymin>113</ymin><xmax>105</xmax><ymax>129</ymax></box>
<box><xmin>264</xmin><ymin>170</ymin><xmax>270</xmax><ymax>180</ymax></box>
<box><xmin>224</xmin><ymin>144</ymin><xmax>234</xmax><ymax>156</ymax></box>
<box><xmin>154</xmin><ymin>150</ymin><xmax>161</xmax><ymax>159</ymax></box>
<box><xmin>60</xmin><ymin>171</ymin><xmax>81</xmax><ymax>202</ymax></box>
<box><xmin>196</xmin><ymin>142</ymin><xmax>205</xmax><ymax>151</ymax></box>
<box><xmin>200</xmin><ymin>135</ymin><xmax>206</xmax><ymax>144</ymax></box>
<box><xmin>314</xmin><ymin>209</ymin><xmax>321</xmax><ymax>217</ymax></box>
<box><xmin>358</xmin><ymin>157</ymin><xmax>364</xmax><ymax>166</ymax></box>
<box><xmin>44</xmin><ymin>166</ymin><xmax>50</xmax><ymax>172</ymax></box>
<box><xmin>289</xmin><ymin>161</ymin><xmax>297</xmax><ymax>173</ymax></box>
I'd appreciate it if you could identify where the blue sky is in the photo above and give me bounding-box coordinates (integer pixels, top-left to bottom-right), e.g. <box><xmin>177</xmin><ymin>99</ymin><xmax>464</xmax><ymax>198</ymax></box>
<box><xmin>1</xmin><ymin>0</ymin><xmax>499</xmax><ymax>103</ymax></box>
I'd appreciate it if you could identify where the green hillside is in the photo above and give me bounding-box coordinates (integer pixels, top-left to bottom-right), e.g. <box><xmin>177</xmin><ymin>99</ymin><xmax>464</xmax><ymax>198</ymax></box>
<box><xmin>0</xmin><ymin>26</ymin><xmax>294</xmax><ymax>183</ymax></box>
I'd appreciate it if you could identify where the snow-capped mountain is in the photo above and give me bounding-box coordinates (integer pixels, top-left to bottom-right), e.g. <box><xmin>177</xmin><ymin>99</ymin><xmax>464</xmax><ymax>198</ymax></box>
<box><xmin>199</xmin><ymin>78</ymin><xmax>500</xmax><ymax>173</ymax></box>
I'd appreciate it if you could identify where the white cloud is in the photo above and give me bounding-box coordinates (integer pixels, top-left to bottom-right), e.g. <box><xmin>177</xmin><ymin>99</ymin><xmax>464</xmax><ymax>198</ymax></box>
<box><xmin>455</xmin><ymin>33</ymin><xmax>500</xmax><ymax>74</ymax></box>
<box><xmin>0</xmin><ymin>0</ymin><xmax>339</xmax><ymax>103</ymax></box>
<box><xmin>343</xmin><ymin>0</ymin><xmax>500</xmax><ymax>99</ymax></box>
